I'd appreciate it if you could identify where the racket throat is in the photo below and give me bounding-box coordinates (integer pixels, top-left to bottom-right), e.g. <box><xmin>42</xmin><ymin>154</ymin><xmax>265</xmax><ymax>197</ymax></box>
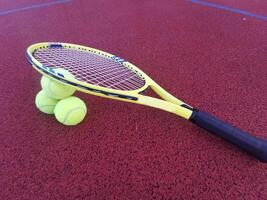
<box><xmin>150</xmin><ymin>83</ymin><xmax>192</xmax><ymax>108</ymax></box>
<box><xmin>137</xmin><ymin>95</ymin><xmax>193</xmax><ymax>119</ymax></box>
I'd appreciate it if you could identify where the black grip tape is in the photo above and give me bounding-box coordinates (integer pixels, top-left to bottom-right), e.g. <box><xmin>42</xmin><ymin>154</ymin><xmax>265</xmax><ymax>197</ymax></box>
<box><xmin>190</xmin><ymin>110</ymin><xmax>267</xmax><ymax>162</ymax></box>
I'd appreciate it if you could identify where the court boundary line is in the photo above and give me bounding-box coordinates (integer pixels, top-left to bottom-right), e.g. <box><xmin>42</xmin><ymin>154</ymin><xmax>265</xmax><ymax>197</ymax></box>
<box><xmin>191</xmin><ymin>0</ymin><xmax>267</xmax><ymax>21</ymax></box>
<box><xmin>0</xmin><ymin>0</ymin><xmax>71</xmax><ymax>16</ymax></box>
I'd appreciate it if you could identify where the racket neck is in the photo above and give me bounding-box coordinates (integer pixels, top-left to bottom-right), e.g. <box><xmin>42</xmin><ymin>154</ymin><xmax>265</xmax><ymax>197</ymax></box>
<box><xmin>137</xmin><ymin>95</ymin><xmax>193</xmax><ymax>119</ymax></box>
<box><xmin>150</xmin><ymin>82</ymin><xmax>186</xmax><ymax>105</ymax></box>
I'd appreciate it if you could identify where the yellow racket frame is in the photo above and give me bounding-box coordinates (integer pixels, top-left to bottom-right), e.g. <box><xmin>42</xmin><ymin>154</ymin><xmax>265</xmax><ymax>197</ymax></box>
<box><xmin>27</xmin><ymin>42</ymin><xmax>193</xmax><ymax>119</ymax></box>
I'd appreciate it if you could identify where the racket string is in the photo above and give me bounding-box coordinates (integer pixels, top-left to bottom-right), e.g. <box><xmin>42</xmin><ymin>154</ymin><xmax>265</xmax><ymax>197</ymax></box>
<box><xmin>33</xmin><ymin>48</ymin><xmax>145</xmax><ymax>90</ymax></box>
<box><xmin>38</xmin><ymin>49</ymin><xmax>139</xmax><ymax>86</ymax></box>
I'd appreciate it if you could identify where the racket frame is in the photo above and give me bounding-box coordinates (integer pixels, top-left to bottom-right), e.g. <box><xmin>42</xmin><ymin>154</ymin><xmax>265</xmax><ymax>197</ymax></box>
<box><xmin>27</xmin><ymin>42</ymin><xmax>193</xmax><ymax>119</ymax></box>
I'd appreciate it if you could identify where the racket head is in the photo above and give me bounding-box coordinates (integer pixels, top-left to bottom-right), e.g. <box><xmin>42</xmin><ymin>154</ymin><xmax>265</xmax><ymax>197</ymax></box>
<box><xmin>26</xmin><ymin>42</ymin><xmax>152</xmax><ymax>101</ymax></box>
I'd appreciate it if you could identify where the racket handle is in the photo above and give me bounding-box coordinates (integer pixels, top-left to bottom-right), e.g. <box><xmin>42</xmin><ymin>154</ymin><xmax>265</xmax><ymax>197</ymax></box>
<box><xmin>190</xmin><ymin>110</ymin><xmax>267</xmax><ymax>162</ymax></box>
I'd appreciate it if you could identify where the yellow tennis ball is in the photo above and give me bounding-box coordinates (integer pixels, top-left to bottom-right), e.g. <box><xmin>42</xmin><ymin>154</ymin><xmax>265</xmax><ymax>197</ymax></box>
<box><xmin>54</xmin><ymin>96</ymin><xmax>87</xmax><ymax>126</ymax></box>
<box><xmin>41</xmin><ymin>76</ymin><xmax>76</xmax><ymax>100</ymax></box>
<box><xmin>35</xmin><ymin>90</ymin><xmax>59</xmax><ymax>114</ymax></box>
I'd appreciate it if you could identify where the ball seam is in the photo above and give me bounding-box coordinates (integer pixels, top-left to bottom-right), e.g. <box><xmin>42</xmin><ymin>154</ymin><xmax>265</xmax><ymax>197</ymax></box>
<box><xmin>62</xmin><ymin>107</ymin><xmax>86</xmax><ymax>124</ymax></box>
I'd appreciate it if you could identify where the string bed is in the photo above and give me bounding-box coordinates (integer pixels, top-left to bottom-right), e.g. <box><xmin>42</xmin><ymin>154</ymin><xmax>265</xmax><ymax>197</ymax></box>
<box><xmin>33</xmin><ymin>48</ymin><xmax>145</xmax><ymax>91</ymax></box>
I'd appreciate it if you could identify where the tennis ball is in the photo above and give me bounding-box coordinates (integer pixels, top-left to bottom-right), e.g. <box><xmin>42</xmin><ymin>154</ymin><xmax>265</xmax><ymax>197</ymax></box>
<box><xmin>35</xmin><ymin>90</ymin><xmax>59</xmax><ymax>114</ymax></box>
<box><xmin>54</xmin><ymin>96</ymin><xmax>87</xmax><ymax>126</ymax></box>
<box><xmin>41</xmin><ymin>75</ymin><xmax>75</xmax><ymax>100</ymax></box>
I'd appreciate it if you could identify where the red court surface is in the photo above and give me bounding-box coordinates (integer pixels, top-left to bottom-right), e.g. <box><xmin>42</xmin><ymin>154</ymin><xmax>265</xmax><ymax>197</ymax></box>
<box><xmin>0</xmin><ymin>0</ymin><xmax>266</xmax><ymax>199</ymax></box>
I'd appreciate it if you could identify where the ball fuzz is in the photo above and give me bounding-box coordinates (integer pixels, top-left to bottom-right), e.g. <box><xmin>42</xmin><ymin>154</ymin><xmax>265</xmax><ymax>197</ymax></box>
<box><xmin>54</xmin><ymin>96</ymin><xmax>87</xmax><ymax>126</ymax></box>
<box><xmin>35</xmin><ymin>90</ymin><xmax>59</xmax><ymax>114</ymax></box>
<box><xmin>41</xmin><ymin>76</ymin><xmax>75</xmax><ymax>100</ymax></box>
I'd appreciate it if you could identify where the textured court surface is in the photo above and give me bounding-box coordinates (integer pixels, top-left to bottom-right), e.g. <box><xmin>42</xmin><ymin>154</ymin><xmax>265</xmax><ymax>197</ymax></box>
<box><xmin>0</xmin><ymin>0</ymin><xmax>266</xmax><ymax>199</ymax></box>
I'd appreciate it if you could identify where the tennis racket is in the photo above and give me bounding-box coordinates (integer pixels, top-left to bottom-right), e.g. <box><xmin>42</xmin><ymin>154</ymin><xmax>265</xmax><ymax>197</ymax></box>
<box><xmin>26</xmin><ymin>42</ymin><xmax>267</xmax><ymax>162</ymax></box>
